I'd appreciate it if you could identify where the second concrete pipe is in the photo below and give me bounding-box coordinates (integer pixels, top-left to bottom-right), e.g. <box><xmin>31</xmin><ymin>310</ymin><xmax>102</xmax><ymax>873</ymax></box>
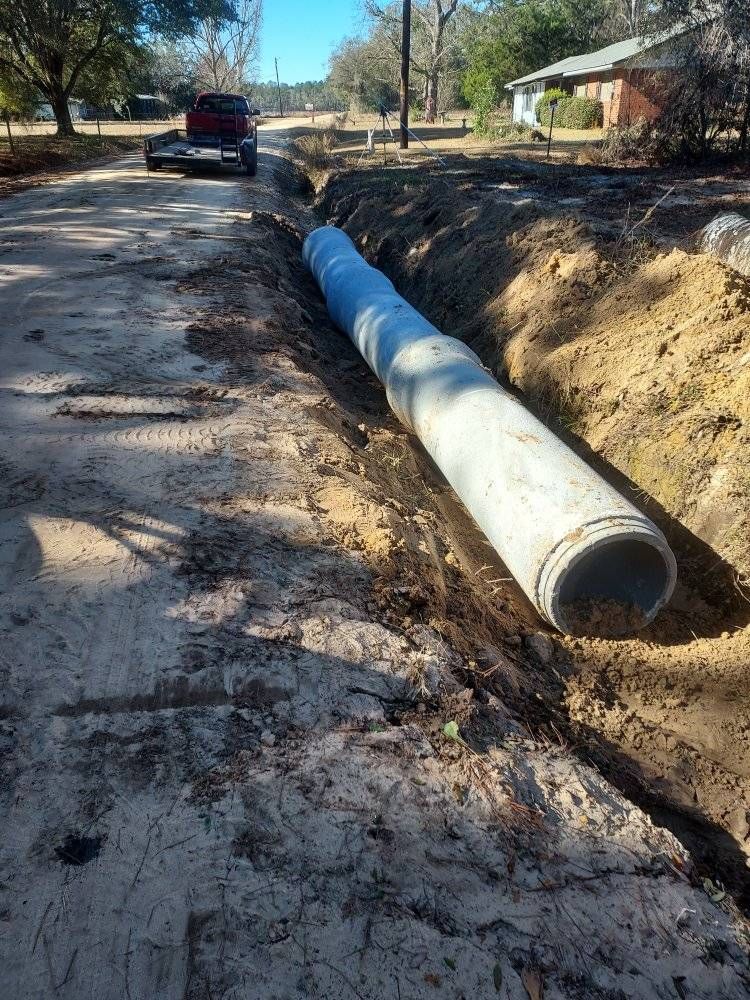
<box><xmin>699</xmin><ymin>212</ymin><xmax>750</xmax><ymax>277</ymax></box>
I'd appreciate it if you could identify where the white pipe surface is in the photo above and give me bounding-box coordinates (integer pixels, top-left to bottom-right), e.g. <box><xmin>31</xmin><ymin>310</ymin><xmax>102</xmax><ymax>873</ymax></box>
<box><xmin>303</xmin><ymin>226</ymin><xmax>677</xmax><ymax>634</ymax></box>
<box><xmin>699</xmin><ymin>212</ymin><xmax>750</xmax><ymax>277</ymax></box>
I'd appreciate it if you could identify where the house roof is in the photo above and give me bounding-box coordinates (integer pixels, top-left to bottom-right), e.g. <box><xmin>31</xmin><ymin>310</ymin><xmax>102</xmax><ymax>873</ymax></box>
<box><xmin>505</xmin><ymin>25</ymin><xmax>689</xmax><ymax>88</ymax></box>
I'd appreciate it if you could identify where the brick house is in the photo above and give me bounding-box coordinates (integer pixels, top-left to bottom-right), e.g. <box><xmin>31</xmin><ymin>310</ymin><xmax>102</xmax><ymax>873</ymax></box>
<box><xmin>506</xmin><ymin>28</ymin><xmax>689</xmax><ymax>128</ymax></box>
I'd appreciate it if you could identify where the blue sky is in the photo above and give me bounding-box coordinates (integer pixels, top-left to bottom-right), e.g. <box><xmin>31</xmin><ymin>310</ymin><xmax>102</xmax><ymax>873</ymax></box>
<box><xmin>257</xmin><ymin>0</ymin><xmax>364</xmax><ymax>84</ymax></box>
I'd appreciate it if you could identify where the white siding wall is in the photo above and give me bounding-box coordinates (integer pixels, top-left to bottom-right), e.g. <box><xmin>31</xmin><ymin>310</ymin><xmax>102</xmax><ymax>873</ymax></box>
<box><xmin>512</xmin><ymin>83</ymin><xmax>545</xmax><ymax>125</ymax></box>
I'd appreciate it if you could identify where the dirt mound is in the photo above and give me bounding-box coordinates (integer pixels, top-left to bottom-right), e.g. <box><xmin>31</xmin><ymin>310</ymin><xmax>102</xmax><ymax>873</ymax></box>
<box><xmin>320</xmin><ymin>165</ymin><xmax>750</xmax><ymax>908</ymax></box>
<box><xmin>499</xmin><ymin>244</ymin><xmax>750</xmax><ymax>590</ymax></box>
<box><xmin>323</xmin><ymin>175</ymin><xmax>750</xmax><ymax>601</ymax></box>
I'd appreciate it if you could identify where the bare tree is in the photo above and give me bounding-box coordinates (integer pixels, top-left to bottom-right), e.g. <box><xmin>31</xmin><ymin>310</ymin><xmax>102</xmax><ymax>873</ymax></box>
<box><xmin>365</xmin><ymin>0</ymin><xmax>462</xmax><ymax>122</ymax></box>
<box><xmin>615</xmin><ymin>0</ymin><xmax>647</xmax><ymax>35</ymax></box>
<box><xmin>647</xmin><ymin>0</ymin><xmax>750</xmax><ymax>159</ymax></box>
<box><xmin>416</xmin><ymin>0</ymin><xmax>459</xmax><ymax>122</ymax></box>
<box><xmin>187</xmin><ymin>0</ymin><xmax>262</xmax><ymax>92</ymax></box>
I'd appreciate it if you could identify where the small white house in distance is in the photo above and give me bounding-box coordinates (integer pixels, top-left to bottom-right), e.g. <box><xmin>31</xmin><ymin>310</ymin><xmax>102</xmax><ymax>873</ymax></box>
<box><xmin>510</xmin><ymin>79</ymin><xmax>546</xmax><ymax>126</ymax></box>
<box><xmin>506</xmin><ymin>26</ymin><xmax>691</xmax><ymax>127</ymax></box>
<box><xmin>35</xmin><ymin>99</ymin><xmax>86</xmax><ymax>122</ymax></box>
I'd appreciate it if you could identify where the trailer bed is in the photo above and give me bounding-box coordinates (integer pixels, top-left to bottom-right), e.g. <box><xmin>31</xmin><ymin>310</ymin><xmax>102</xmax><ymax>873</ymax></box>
<box><xmin>150</xmin><ymin>142</ymin><xmax>225</xmax><ymax>166</ymax></box>
<box><xmin>145</xmin><ymin>128</ymin><xmax>248</xmax><ymax>172</ymax></box>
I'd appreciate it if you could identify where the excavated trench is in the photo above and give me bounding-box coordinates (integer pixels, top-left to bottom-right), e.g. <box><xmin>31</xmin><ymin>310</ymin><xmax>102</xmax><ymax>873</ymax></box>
<box><xmin>283</xmin><ymin>154</ymin><xmax>750</xmax><ymax>910</ymax></box>
<box><xmin>4</xmin><ymin>135</ymin><xmax>750</xmax><ymax>998</ymax></box>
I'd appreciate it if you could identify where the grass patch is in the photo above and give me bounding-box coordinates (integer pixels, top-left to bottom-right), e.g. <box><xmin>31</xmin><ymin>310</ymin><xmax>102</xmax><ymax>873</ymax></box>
<box><xmin>291</xmin><ymin>125</ymin><xmax>340</xmax><ymax>188</ymax></box>
<box><xmin>0</xmin><ymin>133</ymin><xmax>143</xmax><ymax>178</ymax></box>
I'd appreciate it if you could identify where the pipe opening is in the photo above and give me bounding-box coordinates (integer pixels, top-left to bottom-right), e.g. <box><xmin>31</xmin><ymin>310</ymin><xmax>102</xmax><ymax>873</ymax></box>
<box><xmin>557</xmin><ymin>538</ymin><xmax>674</xmax><ymax>636</ymax></box>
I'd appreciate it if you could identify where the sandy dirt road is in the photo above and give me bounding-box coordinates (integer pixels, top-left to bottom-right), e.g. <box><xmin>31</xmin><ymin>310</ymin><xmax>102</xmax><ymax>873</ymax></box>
<box><xmin>1</xmin><ymin>128</ymin><xmax>748</xmax><ymax>998</ymax></box>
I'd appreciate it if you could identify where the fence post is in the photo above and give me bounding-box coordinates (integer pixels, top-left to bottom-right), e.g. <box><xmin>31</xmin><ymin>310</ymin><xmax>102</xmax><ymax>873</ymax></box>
<box><xmin>4</xmin><ymin>111</ymin><xmax>15</xmax><ymax>157</ymax></box>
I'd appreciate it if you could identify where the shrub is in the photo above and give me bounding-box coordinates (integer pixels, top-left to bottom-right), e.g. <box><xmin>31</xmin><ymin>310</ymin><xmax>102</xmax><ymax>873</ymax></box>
<box><xmin>471</xmin><ymin>78</ymin><xmax>498</xmax><ymax>137</ymax></box>
<box><xmin>591</xmin><ymin>118</ymin><xmax>674</xmax><ymax>165</ymax></box>
<box><xmin>537</xmin><ymin>94</ymin><xmax>602</xmax><ymax>129</ymax></box>
<box><xmin>469</xmin><ymin>83</ymin><xmax>533</xmax><ymax>142</ymax></box>
<box><xmin>535</xmin><ymin>88</ymin><xmax>566</xmax><ymax>124</ymax></box>
<box><xmin>292</xmin><ymin>126</ymin><xmax>337</xmax><ymax>176</ymax></box>
<box><xmin>493</xmin><ymin>121</ymin><xmax>536</xmax><ymax>141</ymax></box>
<box><xmin>566</xmin><ymin>96</ymin><xmax>603</xmax><ymax>129</ymax></box>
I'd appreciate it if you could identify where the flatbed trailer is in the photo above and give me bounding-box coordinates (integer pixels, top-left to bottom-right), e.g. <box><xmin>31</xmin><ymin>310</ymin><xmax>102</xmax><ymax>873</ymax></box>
<box><xmin>144</xmin><ymin>125</ymin><xmax>258</xmax><ymax>176</ymax></box>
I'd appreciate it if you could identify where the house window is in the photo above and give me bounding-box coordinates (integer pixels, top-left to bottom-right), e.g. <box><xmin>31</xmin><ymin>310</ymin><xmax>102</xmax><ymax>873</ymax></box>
<box><xmin>600</xmin><ymin>73</ymin><xmax>614</xmax><ymax>103</ymax></box>
<box><xmin>574</xmin><ymin>81</ymin><xmax>587</xmax><ymax>97</ymax></box>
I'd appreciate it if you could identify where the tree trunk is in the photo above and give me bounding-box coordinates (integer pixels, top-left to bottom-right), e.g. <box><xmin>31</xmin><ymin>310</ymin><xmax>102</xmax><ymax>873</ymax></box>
<box><xmin>738</xmin><ymin>78</ymin><xmax>750</xmax><ymax>154</ymax></box>
<box><xmin>51</xmin><ymin>89</ymin><xmax>76</xmax><ymax>137</ymax></box>
<box><xmin>424</xmin><ymin>2</ymin><xmax>444</xmax><ymax>124</ymax></box>
<box><xmin>626</xmin><ymin>0</ymin><xmax>641</xmax><ymax>35</ymax></box>
<box><xmin>425</xmin><ymin>72</ymin><xmax>438</xmax><ymax>123</ymax></box>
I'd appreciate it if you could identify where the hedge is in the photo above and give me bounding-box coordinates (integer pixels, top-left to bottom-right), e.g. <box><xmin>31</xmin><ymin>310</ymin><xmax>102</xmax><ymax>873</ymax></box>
<box><xmin>535</xmin><ymin>88</ymin><xmax>566</xmax><ymax>124</ymax></box>
<box><xmin>536</xmin><ymin>94</ymin><xmax>603</xmax><ymax>129</ymax></box>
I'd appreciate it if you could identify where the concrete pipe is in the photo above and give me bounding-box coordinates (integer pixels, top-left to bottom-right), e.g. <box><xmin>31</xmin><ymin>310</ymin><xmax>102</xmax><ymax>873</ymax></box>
<box><xmin>699</xmin><ymin>212</ymin><xmax>750</xmax><ymax>277</ymax></box>
<box><xmin>303</xmin><ymin>226</ymin><xmax>677</xmax><ymax>635</ymax></box>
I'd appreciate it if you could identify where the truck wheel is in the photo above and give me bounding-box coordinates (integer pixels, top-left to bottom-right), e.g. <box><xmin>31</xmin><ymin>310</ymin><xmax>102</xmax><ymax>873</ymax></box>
<box><xmin>147</xmin><ymin>157</ymin><xmax>162</xmax><ymax>171</ymax></box>
<box><xmin>245</xmin><ymin>142</ymin><xmax>257</xmax><ymax>176</ymax></box>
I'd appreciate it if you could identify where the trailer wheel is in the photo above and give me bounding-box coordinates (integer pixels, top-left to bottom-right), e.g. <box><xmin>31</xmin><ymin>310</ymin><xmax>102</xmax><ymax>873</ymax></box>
<box><xmin>147</xmin><ymin>157</ymin><xmax>162</xmax><ymax>171</ymax></box>
<box><xmin>245</xmin><ymin>142</ymin><xmax>257</xmax><ymax>176</ymax></box>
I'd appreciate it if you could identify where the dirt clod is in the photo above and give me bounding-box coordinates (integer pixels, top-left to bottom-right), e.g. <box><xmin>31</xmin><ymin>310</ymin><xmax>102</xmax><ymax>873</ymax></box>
<box><xmin>561</xmin><ymin>598</ymin><xmax>649</xmax><ymax>637</ymax></box>
<box><xmin>525</xmin><ymin>632</ymin><xmax>555</xmax><ymax>662</ymax></box>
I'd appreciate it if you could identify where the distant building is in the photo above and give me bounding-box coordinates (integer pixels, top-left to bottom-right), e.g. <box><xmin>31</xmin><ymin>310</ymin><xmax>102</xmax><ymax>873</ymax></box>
<box><xmin>506</xmin><ymin>26</ymin><xmax>692</xmax><ymax>128</ymax></box>
<box><xmin>35</xmin><ymin>98</ymin><xmax>86</xmax><ymax>122</ymax></box>
<box><xmin>131</xmin><ymin>94</ymin><xmax>168</xmax><ymax>119</ymax></box>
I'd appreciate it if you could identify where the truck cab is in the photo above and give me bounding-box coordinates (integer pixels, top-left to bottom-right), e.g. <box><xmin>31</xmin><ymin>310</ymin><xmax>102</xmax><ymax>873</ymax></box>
<box><xmin>187</xmin><ymin>92</ymin><xmax>255</xmax><ymax>141</ymax></box>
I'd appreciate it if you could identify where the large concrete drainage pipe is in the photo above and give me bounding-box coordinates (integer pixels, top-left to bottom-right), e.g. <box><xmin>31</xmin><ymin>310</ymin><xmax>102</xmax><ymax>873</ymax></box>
<box><xmin>699</xmin><ymin>212</ymin><xmax>750</xmax><ymax>276</ymax></box>
<box><xmin>303</xmin><ymin>226</ymin><xmax>677</xmax><ymax>635</ymax></box>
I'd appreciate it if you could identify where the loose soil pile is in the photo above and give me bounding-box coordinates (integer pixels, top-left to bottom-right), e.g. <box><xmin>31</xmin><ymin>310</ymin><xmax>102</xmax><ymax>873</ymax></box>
<box><xmin>318</xmin><ymin>160</ymin><xmax>750</xmax><ymax>907</ymax></box>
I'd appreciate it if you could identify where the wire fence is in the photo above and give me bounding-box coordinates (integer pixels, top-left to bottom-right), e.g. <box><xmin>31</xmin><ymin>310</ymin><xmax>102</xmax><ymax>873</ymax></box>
<box><xmin>2</xmin><ymin>118</ymin><xmax>181</xmax><ymax>140</ymax></box>
<box><xmin>1</xmin><ymin>109</ymin><xmax>338</xmax><ymax>143</ymax></box>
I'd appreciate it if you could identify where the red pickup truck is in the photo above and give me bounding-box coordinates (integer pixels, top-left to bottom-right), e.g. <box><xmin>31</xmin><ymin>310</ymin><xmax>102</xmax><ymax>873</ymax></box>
<box><xmin>144</xmin><ymin>92</ymin><xmax>261</xmax><ymax>175</ymax></box>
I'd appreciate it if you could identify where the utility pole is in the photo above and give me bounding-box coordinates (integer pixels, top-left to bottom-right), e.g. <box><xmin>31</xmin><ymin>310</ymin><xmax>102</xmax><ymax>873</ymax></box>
<box><xmin>399</xmin><ymin>0</ymin><xmax>411</xmax><ymax>149</ymax></box>
<box><xmin>275</xmin><ymin>57</ymin><xmax>284</xmax><ymax>118</ymax></box>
